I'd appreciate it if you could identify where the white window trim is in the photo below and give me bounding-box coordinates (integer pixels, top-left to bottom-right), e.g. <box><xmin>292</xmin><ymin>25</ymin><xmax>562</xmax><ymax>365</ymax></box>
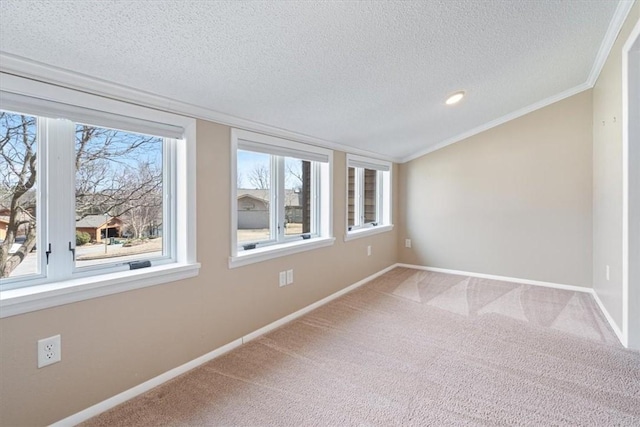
<box><xmin>344</xmin><ymin>224</ymin><xmax>394</xmax><ymax>242</ymax></box>
<box><xmin>345</xmin><ymin>154</ymin><xmax>393</xmax><ymax>241</ymax></box>
<box><xmin>230</xmin><ymin>128</ymin><xmax>334</xmax><ymax>268</ymax></box>
<box><xmin>228</xmin><ymin>237</ymin><xmax>335</xmax><ymax>268</ymax></box>
<box><xmin>0</xmin><ymin>263</ymin><xmax>199</xmax><ymax>318</ymax></box>
<box><xmin>0</xmin><ymin>73</ymin><xmax>199</xmax><ymax>318</ymax></box>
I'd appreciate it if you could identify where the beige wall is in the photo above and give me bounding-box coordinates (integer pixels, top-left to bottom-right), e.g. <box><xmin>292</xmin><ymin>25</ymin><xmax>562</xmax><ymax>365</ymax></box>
<box><xmin>0</xmin><ymin>120</ymin><xmax>399</xmax><ymax>426</ymax></box>
<box><xmin>398</xmin><ymin>90</ymin><xmax>593</xmax><ymax>287</ymax></box>
<box><xmin>2</xmin><ymin>9</ymin><xmax>638</xmax><ymax>425</ymax></box>
<box><xmin>592</xmin><ymin>3</ymin><xmax>639</xmax><ymax>329</ymax></box>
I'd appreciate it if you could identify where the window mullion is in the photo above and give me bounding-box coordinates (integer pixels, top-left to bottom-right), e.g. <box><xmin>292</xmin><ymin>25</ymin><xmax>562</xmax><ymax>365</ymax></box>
<box><xmin>377</xmin><ymin>171</ymin><xmax>383</xmax><ymax>224</ymax></box>
<box><xmin>311</xmin><ymin>163</ymin><xmax>319</xmax><ymax>235</ymax></box>
<box><xmin>353</xmin><ymin>168</ymin><xmax>359</xmax><ymax>227</ymax></box>
<box><xmin>34</xmin><ymin>117</ymin><xmax>48</xmax><ymax>279</ymax></box>
<box><xmin>163</xmin><ymin>138</ymin><xmax>176</xmax><ymax>260</ymax></box>
<box><xmin>45</xmin><ymin>118</ymin><xmax>76</xmax><ymax>281</ymax></box>
<box><xmin>357</xmin><ymin>168</ymin><xmax>364</xmax><ymax>226</ymax></box>
<box><xmin>276</xmin><ymin>156</ymin><xmax>285</xmax><ymax>242</ymax></box>
<box><xmin>268</xmin><ymin>155</ymin><xmax>277</xmax><ymax>242</ymax></box>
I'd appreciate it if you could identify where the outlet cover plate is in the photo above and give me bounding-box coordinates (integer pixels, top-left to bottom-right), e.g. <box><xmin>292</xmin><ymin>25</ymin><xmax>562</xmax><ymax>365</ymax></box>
<box><xmin>38</xmin><ymin>335</ymin><xmax>61</xmax><ymax>368</ymax></box>
<box><xmin>279</xmin><ymin>271</ymin><xmax>287</xmax><ymax>287</ymax></box>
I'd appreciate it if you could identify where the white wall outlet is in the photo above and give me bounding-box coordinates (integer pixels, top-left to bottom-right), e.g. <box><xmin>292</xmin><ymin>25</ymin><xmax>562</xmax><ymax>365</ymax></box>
<box><xmin>367</xmin><ymin>245</ymin><xmax>372</xmax><ymax>256</ymax></box>
<box><xmin>405</xmin><ymin>239</ymin><xmax>412</xmax><ymax>248</ymax></box>
<box><xmin>38</xmin><ymin>335</ymin><xmax>61</xmax><ymax>368</ymax></box>
<box><xmin>606</xmin><ymin>265</ymin><xmax>610</xmax><ymax>281</ymax></box>
<box><xmin>279</xmin><ymin>271</ymin><xmax>287</xmax><ymax>287</ymax></box>
<box><xmin>286</xmin><ymin>269</ymin><xmax>293</xmax><ymax>285</ymax></box>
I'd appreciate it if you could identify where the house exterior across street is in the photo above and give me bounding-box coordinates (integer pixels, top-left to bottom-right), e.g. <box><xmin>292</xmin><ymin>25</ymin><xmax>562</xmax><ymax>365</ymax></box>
<box><xmin>237</xmin><ymin>189</ymin><xmax>303</xmax><ymax>230</ymax></box>
<box><xmin>75</xmin><ymin>215</ymin><xmax>122</xmax><ymax>243</ymax></box>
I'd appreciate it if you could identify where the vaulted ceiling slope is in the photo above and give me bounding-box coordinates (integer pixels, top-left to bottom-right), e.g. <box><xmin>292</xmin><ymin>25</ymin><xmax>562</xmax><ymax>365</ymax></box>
<box><xmin>0</xmin><ymin>1</ymin><xmax>634</xmax><ymax>162</ymax></box>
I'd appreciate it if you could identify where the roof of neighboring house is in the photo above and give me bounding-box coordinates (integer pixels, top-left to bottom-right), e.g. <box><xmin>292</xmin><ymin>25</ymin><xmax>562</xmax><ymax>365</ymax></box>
<box><xmin>75</xmin><ymin>215</ymin><xmax>120</xmax><ymax>229</ymax></box>
<box><xmin>238</xmin><ymin>194</ymin><xmax>268</xmax><ymax>205</ymax></box>
<box><xmin>237</xmin><ymin>189</ymin><xmax>269</xmax><ymax>201</ymax></box>
<box><xmin>238</xmin><ymin>189</ymin><xmax>302</xmax><ymax>207</ymax></box>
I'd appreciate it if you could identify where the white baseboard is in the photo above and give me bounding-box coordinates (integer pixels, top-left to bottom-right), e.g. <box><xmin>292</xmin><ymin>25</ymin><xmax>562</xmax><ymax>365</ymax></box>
<box><xmin>51</xmin><ymin>262</ymin><xmax>627</xmax><ymax>426</ymax></box>
<box><xmin>396</xmin><ymin>263</ymin><xmax>592</xmax><ymax>293</ymax></box>
<box><xmin>591</xmin><ymin>289</ymin><xmax>626</xmax><ymax>347</ymax></box>
<box><xmin>243</xmin><ymin>263</ymin><xmax>397</xmax><ymax>343</ymax></box>
<box><xmin>51</xmin><ymin>263</ymin><xmax>397</xmax><ymax>426</ymax></box>
<box><xmin>50</xmin><ymin>338</ymin><xmax>243</xmax><ymax>427</ymax></box>
<box><xmin>396</xmin><ymin>263</ymin><xmax>627</xmax><ymax>347</ymax></box>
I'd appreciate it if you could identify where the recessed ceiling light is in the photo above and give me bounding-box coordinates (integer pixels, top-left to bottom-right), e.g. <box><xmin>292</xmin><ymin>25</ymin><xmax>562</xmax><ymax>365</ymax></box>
<box><xmin>445</xmin><ymin>91</ymin><xmax>465</xmax><ymax>105</ymax></box>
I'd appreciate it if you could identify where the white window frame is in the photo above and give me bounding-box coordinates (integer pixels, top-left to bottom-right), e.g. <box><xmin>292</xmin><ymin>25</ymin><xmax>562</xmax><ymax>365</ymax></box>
<box><xmin>0</xmin><ymin>74</ymin><xmax>199</xmax><ymax>318</ymax></box>
<box><xmin>345</xmin><ymin>154</ymin><xmax>393</xmax><ymax>241</ymax></box>
<box><xmin>230</xmin><ymin>129</ymin><xmax>334</xmax><ymax>268</ymax></box>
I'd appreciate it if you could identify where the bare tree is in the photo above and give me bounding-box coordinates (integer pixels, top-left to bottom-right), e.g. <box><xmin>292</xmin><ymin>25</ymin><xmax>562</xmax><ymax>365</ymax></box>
<box><xmin>285</xmin><ymin>160</ymin><xmax>303</xmax><ymax>190</ymax></box>
<box><xmin>0</xmin><ymin>113</ymin><xmax>37</xmax><ymax>278</ymax></box>
<box><xmin>121</xmin><ymin>162</ymin><xmax>163</xmax><ymax>239</ymax></box>
<box><xmin>284</xmin><ymin>161</ymin><xmax>302</xmax><ymax>208</ymax></box>
<box><xmin>284</xmin><ymin>159</ymin><xmax>310</xmax><ymax>233</ymax></box>
<box><xmin>236</xmin><ymin>171</ymin><xmax>244</xmax><ymax>189</ymax></box>
<box><xmin>248</xmin><ymin>164</ymin><xmax>270</xmax><ymax>189</ymax></box>
<box><xmin>0</xmin><ymin>115</ymin><xmax>163</xmax><ymax>278</ymax></box>
<box><xmin>75</xmin><ymin>125</ymin><xmax>161</xmax><ymax>220</ymax></box>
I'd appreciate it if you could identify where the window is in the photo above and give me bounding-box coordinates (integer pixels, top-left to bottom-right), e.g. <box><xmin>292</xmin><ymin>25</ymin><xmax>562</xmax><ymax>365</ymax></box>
<box><xmin>0</xmin><ymin>75</ymin><xmax>198</xmax><ymax>317</ymax></box>
<box><xmin>346</xmin><ymin>154</ymin><xmax>392</xmax><ymax>239</ymax></box>
<box><xmin>231</xmin><ymin>129</ymin><xmax>333</xmax><ymax>267</ymax></box>
<box><xmin>74</xmin><ymin>124</ymin><xmax>166</xmax><ymax>270</ymax></box>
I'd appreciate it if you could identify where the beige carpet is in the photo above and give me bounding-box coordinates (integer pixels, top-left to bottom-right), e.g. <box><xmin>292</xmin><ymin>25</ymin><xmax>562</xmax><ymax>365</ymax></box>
<box><xmin>82</xmin><ymin>268</ymin><xmax>640</xmax><ymax>426</ymax></box>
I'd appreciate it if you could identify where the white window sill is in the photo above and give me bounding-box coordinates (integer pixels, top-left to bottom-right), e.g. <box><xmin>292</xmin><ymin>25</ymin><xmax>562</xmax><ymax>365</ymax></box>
<box><xmin>344</xmin><ymin>224</ymin><xmax>394</xmax><ymax>242</ymax></box>
<box><xmin>229</xmin><ymin>237</ymin><xmax>335</xmax><ymax>268</ymax></box>
<box><xmin>0</xmin><ymin>262</ymin><xmax>201</xmax><ymax>319</ymax></box>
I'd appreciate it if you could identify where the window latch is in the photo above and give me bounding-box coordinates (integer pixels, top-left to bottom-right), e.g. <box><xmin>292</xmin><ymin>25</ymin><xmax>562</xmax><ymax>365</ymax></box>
<box><xmin>68</xmin><ymin>242</ymin><xmax>75</xmax><ymax>261</ymax></box>
<box><xmin>129</xmin><ymin>260</ymin><xmax>151</xmax><ymax>270</ymax></box>
<box><xmin>45</xmin><ymin>244</ymin><xmax>52</xmax><ymax>264</ymax></box>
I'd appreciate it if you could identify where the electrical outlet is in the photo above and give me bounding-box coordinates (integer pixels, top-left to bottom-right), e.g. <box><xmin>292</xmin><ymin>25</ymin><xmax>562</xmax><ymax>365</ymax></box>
<box><xmin>606</xmin><ymin>265</ymin><xmax>610</xmax><ymax>281</ymax></box>
<box><xmin>286</xmin><ymin>269</ymin><xmax>293</xmax><ymax>285</ymax></box>
<box><xmin>367</xmin><ymin>245</ymin><xmax>372</xmax><ymax>256</ymax></box>
<box><xmin>38</xmin><ymin>335</ymin><xmax>61</xmax><ymax>368</ymax></box>
<box><xmin>405</xmin><ymin>239</ymin><xmax>412</xmax><ymax>248</ymax></box>
<box><xmin>279</xmin><ymin>271</ymin><xmax>287</xmax><ymax>287</ymax></box>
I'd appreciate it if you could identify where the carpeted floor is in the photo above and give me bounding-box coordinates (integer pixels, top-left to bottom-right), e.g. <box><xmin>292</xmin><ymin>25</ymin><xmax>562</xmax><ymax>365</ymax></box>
<box><xmin>82</xmin><ymin>268</ymin><xmax>640</xmax><ymax>426</ymax></box>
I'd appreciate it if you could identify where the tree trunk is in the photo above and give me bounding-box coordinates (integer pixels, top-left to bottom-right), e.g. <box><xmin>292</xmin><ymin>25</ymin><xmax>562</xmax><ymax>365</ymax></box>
<box><xmin>0</xmin><ymin>226</ymin><xmax>36</xmax><ymax>278</ymax></box>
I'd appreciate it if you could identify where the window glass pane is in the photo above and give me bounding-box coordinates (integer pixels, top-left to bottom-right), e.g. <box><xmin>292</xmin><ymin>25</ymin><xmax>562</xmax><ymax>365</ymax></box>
<box><xmin>74</xmin><ymin>124</ymin><xmax>163</xmax><ymax>268</ymax></box>
<box><xmin>284</xmin><ymin>157</ymin><xmax>311</xmax><ymax>236</ymax></box>
<box><xmin>364</xmin><ymin>169</ymin><xmax>377</xmax><ymax>224</ymax></box>
<box><xmin>237</xmin><ymin>150</ymin><xmax>272</xmax><ymax>246</ymax></box>
<box><xmin>348</xmin><ymin>167</ymin><xmax>356</xmax><ymax>228</ymax></box>
<box><xmin>0</xmin><ymin>111</ymin><xmax>39</xmax><ymax>279</ymax></box>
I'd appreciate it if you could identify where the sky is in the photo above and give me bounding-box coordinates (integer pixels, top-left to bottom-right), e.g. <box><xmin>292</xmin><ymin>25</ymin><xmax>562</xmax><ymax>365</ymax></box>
<box><xmin>237</xmin><ymin>150</ymin><xmax>303</xmax><ymax>190</ymax></box>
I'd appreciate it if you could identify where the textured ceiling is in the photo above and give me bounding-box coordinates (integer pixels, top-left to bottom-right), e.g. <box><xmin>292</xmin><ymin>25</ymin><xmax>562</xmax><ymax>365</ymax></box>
<box><xmin>0</xmin><ymin>0</ymin><xmax>627</xmax><ymax>161</ymax></box>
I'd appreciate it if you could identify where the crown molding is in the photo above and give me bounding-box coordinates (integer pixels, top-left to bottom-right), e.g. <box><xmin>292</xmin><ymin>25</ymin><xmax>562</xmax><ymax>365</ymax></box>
<box><xmin>402</xmin><ymin>0</ymin><xmax>637</xmax><ymax>163</ymax></box>
<box><xmin>587</xmin><ymin>0</ymin><xmax>637</xmax><ymax>86</ymax></box>
<box><xmin>2</xmin><ymin>0</ymin><xmax>634</xmax><ymax>166</ymax></box>
<box><xmin>0</xmin><ymin>52</ymin><xmax>401</xmax><ymax>164</ymax></box>
<box><xmin>401</xmin><ymin>82</ymin><xmax>592</xmax><ymax>163</ymax></box>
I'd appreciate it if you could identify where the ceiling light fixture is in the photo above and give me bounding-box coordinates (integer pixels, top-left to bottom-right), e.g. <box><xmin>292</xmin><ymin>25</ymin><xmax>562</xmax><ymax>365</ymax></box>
<box><xmin>445</xmin><ymin>91</ymin><xmax>465</xmax><ymax>105</ymax></box>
